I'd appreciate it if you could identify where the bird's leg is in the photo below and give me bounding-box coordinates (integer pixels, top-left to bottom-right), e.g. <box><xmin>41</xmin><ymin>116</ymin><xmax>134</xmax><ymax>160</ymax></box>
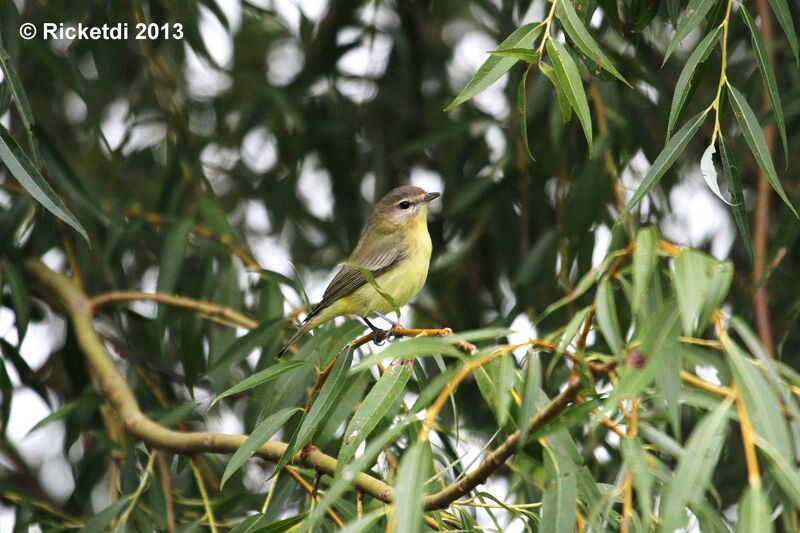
<box><xmin>360</xmin><ymin>316</ymin><xmax>388</xmax><ymax>345</ymax></box>
<box><xmin>372</xmin><ymin>311</ymin><xmax>398</xmax><ymax>340</ymax></box>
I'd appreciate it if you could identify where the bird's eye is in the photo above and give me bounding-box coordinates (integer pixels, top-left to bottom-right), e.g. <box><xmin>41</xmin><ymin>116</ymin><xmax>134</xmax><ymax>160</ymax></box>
<box><xmin>398</xmin><ymin>201</ymin><xmax>411</xmax><ymax>210</ymax></box>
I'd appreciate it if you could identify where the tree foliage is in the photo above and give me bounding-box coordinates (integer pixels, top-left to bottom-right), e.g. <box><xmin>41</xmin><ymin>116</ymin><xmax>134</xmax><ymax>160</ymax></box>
<box><xmin>1</xmin><ymin>0</ymin><xmax>799</xmax><ymax>531</ymax></box>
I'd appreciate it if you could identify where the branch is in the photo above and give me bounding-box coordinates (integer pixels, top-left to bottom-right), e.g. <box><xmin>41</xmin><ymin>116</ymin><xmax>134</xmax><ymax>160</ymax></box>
<box><xmin>25</xmin><ymin>259</ymin><xmax>616</xmax><ymax>515</ymax></box>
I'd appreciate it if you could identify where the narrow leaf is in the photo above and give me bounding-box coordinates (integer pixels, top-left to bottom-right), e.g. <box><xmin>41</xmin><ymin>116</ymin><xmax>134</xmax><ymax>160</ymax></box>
<box><xmin>0</xmin><ymin>44</ymin><xmax>40</xmax><ymax>165</ymax></box>
<box><xmin>727</xmin><ymin>84</ymin><xmax>798</xmax><ymax>217</ymax></box>
<box><xmin>556</xmin><ymin>0</ymin><xmax>629</xmax><ymax>85</ymax></box>
<box><xmin>0</xmin><ymin>124</ymin><xmax>88</xmax><ymax>242</ymax></box>
<box><xmin>632</xmin><ymin>226</ymin><xmax>659</xmax><ymax>313</ymax></box>
<box><xmin>766</xmin><ymin>0</ymin><xmax>799</xmax><ymax>65</ymax></box>
<box><xmin>740</xmin><ymin>8</ymin><xmax>788</xmax><ymax>165</ymax></box>
<box><xmin>517</xmin><ymin>65</ymin><xmax>535</xmax><ymax>161</ymax></box>
<box><xmin>394</xmin><ymin>441</ymin><xmax>432</xmax><ymax>533</ymax></box>
<box><xmin>540</xmin><ymin>61</ymin><xmax>573</xmax><ymax>123</ymax></box>
<box><xmin>668</xmin><ymin>26</ymin><xmax>721</xmax><ymax>135</ymax></box>
<box><xmin>220</xmin><ymin>407</ymin><xmax>301</xmax><ymax>488</ymax></box>
<box><xmin>719</xmin><ymin>137</ymin><xmax>753</xmax><ymax>261</ymax></box>
<box><xmin>445</xmin><ymin>22</ymin><xmax>543</xmax><ymax>110</ymax></box>
<box><xmin>663</xmin><ymin>0</ymin><xmax>719</xmax><ymax>64</ymax></box>
<box><xmin>541</xmin><ymin>446</ymin><xmax>578</xmax><ymax>533</ymax></box>
<box><xmin>736</xmin><ymin>485</ymin><xmax>773</xmax><ymax>533</ymax></box>
<box><xmin>156</xmin><ymin>217</ymin><xmax>194</xmax><ymax>297</ymax></box>
<box><xmin>596</xmin><ymin>279</ymin><xmax>624</xmax><ymax>356</ymax></box>
<box><xmin>211</xmin><ymin>360</ymin><xmax>312</xmax><ymax>406</ymax></box>
<box><xmin>621</xmin><ymin>437</ymin><xmax>653</xmax><ymax>523</ymax></box>
<box><xmin>517</xmin><ymin>350</ymin><xmax>541</xmax><ymax>450</ymax></box>
<box><xmin>2</xmin><ymin>260</ymin><xmax>29</xmax><ymax>342</ymax></box>
<box><xmin>488</xmin><ymin>48</ymin><xmax>540</xmax><ymax>63</ymax></box>
<box><xmin>623</xmin><ymin>110</ymin><xmax>707</xmax><ymax>215</ymax></box>
<box><xmin>546</xmin><ymin>39</ymin><xmax>593</xmax><ymax>154</ymax></box>
<box><xmin>657</xmin><ymin>399</ymin><xmax>732</xmax><ymax>533</ymax></box>
<box><xmin>335</xmin><ymin>361</ymin><xmax>412</xmax><ymax>476</ymax></box>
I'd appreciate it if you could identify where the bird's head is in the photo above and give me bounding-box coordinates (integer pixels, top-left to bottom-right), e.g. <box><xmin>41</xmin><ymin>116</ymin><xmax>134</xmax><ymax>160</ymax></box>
<box><xmin>369</xmin><ymin>185</ymin><xmax>440</xmax><ymax>230</ymax></box>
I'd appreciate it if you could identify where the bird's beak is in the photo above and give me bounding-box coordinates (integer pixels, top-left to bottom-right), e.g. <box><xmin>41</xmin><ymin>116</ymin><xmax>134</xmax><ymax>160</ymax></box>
<box><xmin>423</xmin><ymin>192</ymin><xmax>441</xmax><ymax>203</ymax></box>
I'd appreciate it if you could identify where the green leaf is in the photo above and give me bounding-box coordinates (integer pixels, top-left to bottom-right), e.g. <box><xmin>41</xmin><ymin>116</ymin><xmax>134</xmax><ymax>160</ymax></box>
<box><xmin>251</xmin><ymin>513</ymin><xmax>308</xmax><ymax>533</ymax></box>
<box><xmin>540</xmin><ymin>62</ymin><xmax>573</xmax><ymax>123</ymax></box>
<box><xmin>541</xmin><ymin>446</ymin><xmax>578</xmax><ymax>533</ymax></box>
<box><xmin>0</xmin><ymin>124</ymin><xmax>88</xmax><ymax>242</ymax></box>
<box><xmin>337</xmin><ymin>510</ymin><xmax>384</xmax><ymax>533</ymax></box>
<box><xmin>211</xmin><ymin>360</ymin><xmax>312</xmax><ymax>406</ymax></box>
<box><xmin>622</xmin><ymin>109</ymin><xmax>708</xmax><ymax>215</ymax></box>
<box><xmin>546</xmin><ymin>39</ymin><xmax>593</xmax><ymax>154</ymax></box>
<box><xmin>727</xmin><ymin>84</ymin><xmax>798</xmax><ymax>218</ymax></box>
<box><xmin>556</xmin><ymin>0</ymin><xmax>629</xmax><ymax>85</ymax></box>
<box><xmin>596</xmin><ymin>279</ymin><xmax>624</xmax><ymax>356</ymax></box>
<box><xmin>306</xmin><ymin>421</ymin><xmax>412</xmax><ymax>530</ymax></box>
<box><xmin>657</xmin><ymin>398</ymin><xmax>732</xmax><ymax>533</ymax></box>
<box><xmin>632</xmin><ymin>226</ymin><xmax>659</xmax><ymax>313</ymax></box>
<box><xmin>766</xmin><ymin>0</ymin><xmax>799</xmax><ymax>65</ymax></box>
<box><xmin>517</xmin><ymin>65</ymin><xmax>535</xmax><ymax>161</ymax></box>
<box><xmin>663</xmin><ymin>0</ymin><xmax>719</xmax><ymax>64</ymax></box>
<box><xmin>156</xmin><ymin>217</ymin><xmax>194</xmax><ymax>298</ymax></box>
<box><xmin>0</xmin><ymin>43</ymin><xmax>39</xmax><ymax>165</ymax></box>
<box><xmin>220</xmin><ymin>407</ymin><xmax>301</xmax><ymax>488</ymax></box>
<box><xmin>668</xmin><ymin>25</ymin><xmax>721</xmax><ymax>136</ymax></box>
<box><xmin>557</xmin><ymin>306</ymin><xmax>592</xmax><ymax>354</ymax></box>
<box><xmin>621</xmin><ymin>437</ymin><xmax>653</xmax><ymax>523</ymax></box>
<box><xmin>740</xmin><ymin>8</ymin><xmax>788</xmax><ymax>166</ymax></box>
<box><xmin>488</xmin><ymin>48</ymin><xmax>540</xmax><ymax>63</ymax></box>
<box><xmin>723</xmin><ymin>337</ymin><xmax>792</xmax><ymax>461</ymax></box>
<box><xmin>673</xmin><ymin>250</ymin><xmax>711</xmax><ymax>335</ymax></box>
<box><xmin>2</xmin><ymin>260</ymin><xmax>29</xmax><ymax>343</ymax></box>
<box><xmin>445</xmin><ymin>22</ymin><xmax>544</xmax><ymax>110</ymax></box>
<box><xmin>719</xmin><ymin>137</ymin><xmax>753</xmax><ymax>262</ymax></box>
<box><xmin>272</xmin><ymin>348</ymin><xmax>354</xmax><ymax>477</ymax></box>
<box><xmin>351</xmin><ymin>337</ymin><xmax>464</xmax><ymax>372</ymax></box>
<box><xmin>756</xmin><ymin>437</ymin><xmax>800</xmax><ymax>510</ymax></box>
<box><xmin>607</xmin><ymin>305</ymin><xmax>680</xmax><ymax>406</ymax></box>
<box><xmin>394</xmin><ymin>441</ymin><xmax>432</xmax><ymax>533</ymax></box>
<box><xmin>207</xmin><ymin>317</ymin><xmax>283</xmax><ymax>374</ymax></box>
<box><xmin>736</xmin><ymin>485</ymin><xmax>773</xmax><ymax>533</ymax></box>
<box><xmin>79</xmin><ymin>498</ymin><xmax>130</xmax><ymax>533</ymax></box>
<box><xmin>517</xmin><ymin>350</ymin><xmax>541</xmax><ymax>451</ymax></box>
<box><xmin>335</xmin><ymin>361</ymin><xmax>412</xmax><ymax>476</ymax></box>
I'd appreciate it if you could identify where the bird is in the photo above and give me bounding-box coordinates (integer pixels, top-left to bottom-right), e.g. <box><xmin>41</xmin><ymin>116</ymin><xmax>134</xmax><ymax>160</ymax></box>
<box><xmin>277</xmin><ymin>185</ymin><xmax>440</xmax><ymax>357</ymax></box>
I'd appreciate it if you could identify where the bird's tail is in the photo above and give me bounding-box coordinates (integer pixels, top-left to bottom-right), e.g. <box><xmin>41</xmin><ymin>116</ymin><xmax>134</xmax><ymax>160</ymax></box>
<box><xmin>276</xmin><ymin>311</ymin><xmax>320</xmax><ymax>358</ymax></box>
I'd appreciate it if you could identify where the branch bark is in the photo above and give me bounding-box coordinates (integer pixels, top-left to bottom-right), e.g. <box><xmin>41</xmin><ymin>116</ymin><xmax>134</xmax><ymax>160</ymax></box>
<box><xmin>752</xmin><ymin>0</ymin><xmax>777</xmax><ymax>356</ymax></box>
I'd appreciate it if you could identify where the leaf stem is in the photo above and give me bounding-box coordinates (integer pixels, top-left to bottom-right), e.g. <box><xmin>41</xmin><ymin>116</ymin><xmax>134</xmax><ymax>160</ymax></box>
<box><xmin>191</xmin><ymin>458</ymin><xmax>219</xmax><ymax>533</ymax></box>
<box><xmin>535</xmin><ymin>0</ymin><xmax>560</xmax><ymax>57</ymax></box>
<box><xmin>710</xmin><ymin>0</ymin><xmax>733</xmax><ymax>144</ymax></box>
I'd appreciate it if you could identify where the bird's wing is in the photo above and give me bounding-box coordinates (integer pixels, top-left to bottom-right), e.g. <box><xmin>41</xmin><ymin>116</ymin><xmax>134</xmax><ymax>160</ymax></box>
<box><xmin>307</xmin><ymin>231</ymin><xmax>406</xmax><ymax>320</ymax></box>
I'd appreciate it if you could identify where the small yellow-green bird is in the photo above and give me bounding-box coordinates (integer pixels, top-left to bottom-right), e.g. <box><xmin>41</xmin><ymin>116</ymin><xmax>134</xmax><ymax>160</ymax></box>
<box><xmin>277</xmin><ymin>185</ymin><xmax>440</xmax><ymax>356</ymax></box>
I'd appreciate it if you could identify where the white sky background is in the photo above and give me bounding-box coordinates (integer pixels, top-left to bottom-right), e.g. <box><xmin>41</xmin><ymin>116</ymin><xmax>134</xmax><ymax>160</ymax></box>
<box><xmin>0</xmin><ymin>0</ymin><xmax>737</xmax><ymax>531</ymax></box>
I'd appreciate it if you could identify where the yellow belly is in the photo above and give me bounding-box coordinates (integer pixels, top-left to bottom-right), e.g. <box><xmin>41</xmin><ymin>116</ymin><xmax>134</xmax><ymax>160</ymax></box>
<box><xmin>314</xmin><ymin>232</ymin><xmax>431</xmax><ymax>322</ymax></box>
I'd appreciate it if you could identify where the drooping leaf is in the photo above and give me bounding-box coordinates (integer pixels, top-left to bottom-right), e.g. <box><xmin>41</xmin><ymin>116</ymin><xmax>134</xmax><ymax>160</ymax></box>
<box><xmin>727</xmin><ymin>84</ymin><xmax>798</xmax><ymax>218</ymax></box>
<box><xmin>517</xmin><ymin>349</ymin><xmax>541</xmax><ymax>450</ymax></box>
<box><xmin>351</xmin><ymin>336</ymin><xmax>464</xmax><ymax>372</ymax></box>
<box><xmin>517</xmin><ymin>65</ymin><xmax>535</xmax><ymax>160</ymax></box>
<box><xmin>0</xmin><ymin>43</ymin><xmax>39</xmax><ymax>165</ymax></box>
<box><xmin>335</xmin><ymin>361</ymin><xmax>412</xmax><ymax>476</ymax></box>
<box><xmin>719</xmin><ymin>137</ymin><xmax>753</xmax><ymax>262</ymax></box>
<box><xmin>0</xmin><ymin>124</ymin><xmax>88</xmax><ymax>242</ymax></box>
<box><xmin>220</xmin><ymin>407</ymin><xmax>301</xmax><ymax>488</ymax></box>
<box><xmin>723</xmin><ymin>337</ymin><xmax>792</xmax><ymax>461</ymax></box>
<box><xmin>740</xmin><ymin>7</ymin><xmax>788</xmax><ymax>165</ymax></box>
<box><xmin>488</xmin><ymin>48</ymin><xmax>540</xmax><ymax>63</ymax></box>
<box><xmin>251</xmin><ymin>513</ymin><xmax>308</xmax><ymax>533</ymax></box>
<box><xmin>621</xmin><ymin>437</ymin><xmax>653</xmax><ymax>523</ymax></box>
<box><xmin>393</xmin><ymin>441</ymin><xmax>432</xmax><ymax>533</ymax></box>
<box><xmin>556</xmin><ymin>0</ymin><xmax>629</xmax><ymax>85</ymax></box>
<box><xmin>622</xmin><ymin>110</ymin><xmax>708</xmax><ymax>215</ymax></box>
<box><xmin>657</xmin><ymin>399</ymin><xmax>732</xmax><ymax>532</ymax></box>
<box><xmin>211</xmin><ymin>360</ymin><xmax>312</xmax><ymax>406</ymax></box>
<box><xmin>539</xmin><ymin>61</ymin><xmax>573</xmax><ymax>123</ymax></box>
<box><xmin>445</xmin><ymin>22</ymin><xmax>543</xmax><ymax>110</ymax></box>
<box><xmin>207</xmin><ymin>317</ymin><xmax>283</xmax><ymax>374</ymax></box>
<box><xmin>663</xmin><ymin>0</ymin><xmax>720</xmax><ymax>64</ymax></box>
<box><xmin>736</xmin><ymin>485</ymin><xmax>773</xmax><ymax>533</ymax></box>
<box><xmin>2</xmin><ymin>259</ymin><xmax>29</xmax><ymax>343</ymax></box>
<box><xmin>156</xmin><ymin>217</ymin><xmax>194</xmax><ymax>300</ymax></box>
<box><xmin>541</xmin><ymin>446</ymin><xmax>578</xmax><ymax>533</ymax></box>
<box><xmin>766</xmin><ymin>0</ymin><xmax>799</xmax><ymax>65</ymax></box>
<box><xmin>546</xmin><ymin>39</ymin><xmax>593</xmax><ymax>154</ymax></box>
<box><xmin>271</xmin><ymin>348</ymin><xmax>354</xmax><ymax>477</ymax></box>
<box><xmin>596</xmin><ymin>278</ymin><xmax>624</xmax><ymax>356</ymax></box>
<box><xmin>632</xmin><ymin>226</ymin><xmax>659</xmax><ymax>313</ymax></box>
